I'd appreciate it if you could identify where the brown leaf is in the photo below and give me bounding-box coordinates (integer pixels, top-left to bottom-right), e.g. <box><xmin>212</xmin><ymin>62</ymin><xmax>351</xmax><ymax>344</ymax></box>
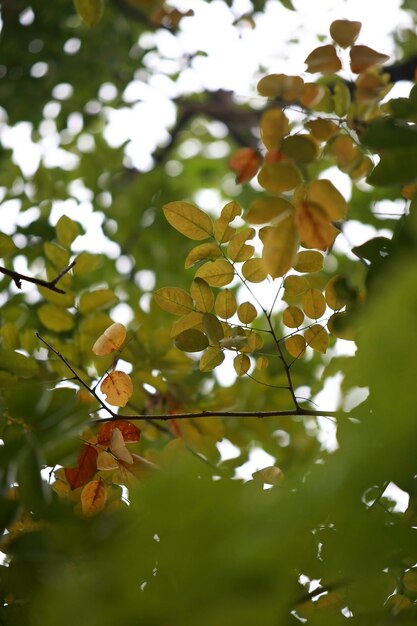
<box><xmin>92</xmin><ymin>322</ymin><xmax>126</xmax><ymax>356</ymax></box>
<box><xmin>305</xmin><ymin>45</ymin><xmax>342</xmax><ymax>74</ymax></box>
<box><xmin>295</xmin><ymin>202</ymin><xmax>339</xmax><ymax>251</ymax></box>
<box><xmin>349</xmin><ymin>45</ymin><xmax>389</xmax><ymax>74</ymax></box>
<box><xmin>97</xmin><ymin>420</ymin><xmax>141</xmax><ymax>446</ymax></box>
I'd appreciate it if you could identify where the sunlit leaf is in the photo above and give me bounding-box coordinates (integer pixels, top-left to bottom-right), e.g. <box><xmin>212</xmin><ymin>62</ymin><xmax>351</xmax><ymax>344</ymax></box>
<box><xmin>285</xmin><ymin>334</ymin><xmax>306</xmax><ymax>358</ymax></box>
<box><xmin>191</xmin><ymin>278</ymin><xmax>214</xmax><ymax>313</ymax></box>
<box><xmin>227</xmin><ymin>228</ymin><xmax>255</xmax><ymax>262</ymax></box>
<box><xmin>64</xmin><ymin>444</ymin><xmax>98</xmax><ymax>490</ymax></box>
<box><xmin>214</xmin><ymin>218</ymin><xmax>235</xmax><ymax>243</ymax></box>
<box><xmin>261</xmin><ymin>218</ymin><xmax>299</xmax><ymax>279</ymax></box>
<box><xmin>299</xmin><ymin>83</ymin><xmax>327</xmax><ymax>108</ymax></box>
<box><xmin>233</xmin><ymin>353</ymin><xmax>251</xmax><ymax>376</ymax></box>
<box><xmin>330</xmin><ymin>19</ymin><xmax>361</xmax><ymax>48</ymax></box>
<box><xmin>73</xmin><ymin>251</ymin><xmax>104</xmax><ymax>275</ymax></box>
<box><xmin>349</xmin><ymin>45</ymin><xmax>389</xmax><ymax>74</ymax></box>
<box><xmin>184</xmin><ymin>243</ymin><xmax>221</xmax><ymax>269</ymax></box>
<box><xmin>96</xmin><ymin>450</ymin><xmax>119</xmax><ymax>471</ymax></box>
<box><xmin>220</xmin><ymin>201</ymin><xmax>242</xmax><ymax>222</ymax></box>
<box><xmin>80</xmin><ymin>479</ymin><xmax>107</xmax><ymax>517</ymax></box>
<box><xmin>199</xmin><ymin>346</ymin><xmax>225</xmax><ymax>372</ymax></box>
<box><xmin>237</xmin><ymin>301</ymin><xmax>257</xmax><ymax>324</ymax></box>
<box><xmin>214</xmin><ymin>290</ymin><xmax>237</xmax><ymax>319</ymax></box>
<box><xmin>38</xmin><ymin>304</ymin><xmax>75</xmax><ymax>332</ymax></box>
<box><xmin>295</xmin><ymin>202</ymin><xmax>339</xmax><ymax>251</ymax></box>
<box><xmin>92</xmin><ymin>322</ymin><xmax>127</xmax><ymax>356</ymax></box>
<box><xmin>281</xmin><ymin>135</ymin><xmax>319</xmax><ymax>164</ymax></box>
<box><xmin>257</xmin><ymin>74</ymin><xmax>303</xmax><ymax>100</ymax></box>
<box><xmin>174</xmin><ymin>329</ymin><xmax>209</xmax><ymax>352</ymax></box>
<box><xmin>79</xmin><ymin>289</ymin><xmax>117</xmax><ymax>314</ymax></box>
<box><xmin>283</xmin><ymin>275</ymin><xmax>309</xmax><ymax>296</ymax></box>
<box><xmin>44</xmin><ymin>242</ymin><xmax>70</xmax><ymax>270</ymax></box>
<box><xmin>246</xmin><ymin>197</ymin><xmax>294</xmax><ymax>225</ymax></box>
<box><xmin>258</xmin><ymin>162</ymin><xmax>301</xmax><ymax>193</ymax></box>
<box><xmin>304</xmin><ymin>324</ymin><xmax>329</xmax><ymax>353</ymax></box>
<box><xmin>163</xmin><ymin>201</ymin><xmax>213</xmax><ymax>241</ymax></box>
<box><xmin>293</xmin><ymin>250</ymin><xmax>323</xmax><ymax>273</ymax></box>
<box><xmin>100</xmin><ymin>371</ymin><xmax>133</xmax><ymax>407</ymax></box>
<box><xmin>170</xmin><ymin>311</ymin><xmax>203</xmax><ymax>337</ymax></box>
<box><xmin>302</xmin><ymin>288</ymin><xmax>326</xmax><ymax>319</ymax></box>
<box><xmin>282</xmin><ymin>306</ymin><xmax>304</xmax><ymax>328</ymax></box>
<box><xmin>203</xmin><ymin>312</ymin><xmax>224</xmax><ymax>346</ymax></box>
<box><xmin>229</xmin><ymin>148</ymin><xmax>261</xmax><ymax>183</ymax></box>
<box><xmin>195</xmin><ymin>259</ymin><xmax>234</xmax><ymax>287</ymax></box>
<box><xmin>260</xmin><ymin>109</ymin><xmax>290</xmax><ymax>151</ymax></box>
<box><xmin>154</xmin><ymin>287</ymin><xmax>194</xmax><ymax>316</ymax></box>
<box><xmin>110</xmin><ymin>427</ymin><xmax>134</xmax><ymax>464</ymax></box>
<box><xmin>305</xmin><ymin>44</ymin><xmax>342</xmax><ymax>74</ymax></box>
<box><xmin>307</xmin><ymin>179</ymin><xmax>348</xmax><ymax>221</ymax></box>
<box><xmin>256</xmin><ymin>356</ymin><xmax>269</xmax><ymax>370</ymax></box>
<box><xmin>56</xmin><ymin>215</ymin><xmax>81</xmax><ymax>248</ymax></box>
<box><xmin>243</xmin><ymin>331</ymin><xmax>264</xmax><ymax>353</ymax></box>
<box><xmin>241</xmin><ymin>258</ymin><xmax>268</xmax><ymax>283</ymax></box>
<box><xmin>306</xmin><ymin>118</ymin><xmax>339</xmax><ymax>141</ymax></box>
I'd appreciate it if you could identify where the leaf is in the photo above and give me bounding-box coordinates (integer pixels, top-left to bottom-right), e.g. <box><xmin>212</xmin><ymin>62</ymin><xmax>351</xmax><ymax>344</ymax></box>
<box><xmin>282</xmin><ymin>306</ymin><xmax>304</xmax><ymax>328</ymax></box>
<box><xmin>304</xmin><ymin>324</ymin><xmax>329</xmax><ymax>353</ymax></box>
<box><xmin>252</xmin><ymin>466</ymin><xmax>284</xmax><ymax>485</ymax></box>
<box><xmin>305</xmin><ymin>45</ymin><xmax>342</xmax><ymax>74</ymax></box>
<box><xmin>403</xmin><ymin>569</ymin><xmax>417</xmax><ymax>593</ymax></box>
<box><xmin>195</xmin><ymin>259</ymin><xmax>234</xmax><ymax>287</ymax></box>
<box><xmin>285</xmin><ymin>334</ymin><xmax>306</xmax><ymax>358</ymax></box>
<box><xmin>199</xmin><ymin>347</ymin><xmax>225</xmax><ymax>372</ymax></box>
<box><xmin>283</xmin><ymin>275</ymin><xmax>309</xmax><ymax>297</ymax></box>
<box><xmin>241</xmin><ymin>258</ymin><xmax>268</xmax><ymax>283</ymax></box>
<box><xmin>185</xmin><ymin>243</ymin><xmax>221</xmax><ymax>269</ymax></box>
<box><xmin>246</xmin><ymin>197</ymin><xmax>294</xmax><ymax>225</ymax></box>
<box><xmin>38</xmin><ymin>304</ymin><xmax>75</xmax><ymax>332</ymax></box>
<box><xmin>154</xmin><ymin>287</ymin><xmax>194</xmax><ymax>316</ymax></box>
<box><xmin>97</xmin><ymin>420</ymin><xmax>141</xmax><ymax>445</ymax></box>
<box><xmin>0</xmin><ymin>233</ymin><xmax>18</xmax><ymax>257</ymax></box>
<box><xmin>65</xmin><ymin>444</ymin><xmax>98</xmax><ymax>490</ymax></box>
<box><xmin>260</xmin><ymin>109</ymin><xmax>290</xmax><ymax>151</ymax></box>
<box><xmin>229</xmin><ymin>148</ymin><xmax>261</xmax><ymax>183</ymax></box>
<box><xmin>325</xmin><ymin>276</ymin><xmax>349</xmax><ymax>310</ymax></box>
<box><xmin>349</xmin><ymin>45</ymin><xmax>389</xmax><ymax>74</ymax></box>
<box><xmin>110</xmin><ymin>428</ymin><xmax>133</xmax><ymax>464</ymax></box>
<box><xmin>293</xmin><ymin>250</ymin><xmax>323</xmax><ymax>273</ymax></box>
<box><xmin>100</xmin><ymin>371</ymin><xmax>133</xmax><ymax>407</ymax></box>
<box><xmin>170</xmin><ymin>311</ymin><xmax>203</xmax><ymax>337</ymax></box>
<box><xmin>237</xmin><ymin>302</ymin><xmax>257</xmax><ymax>324</ymax></box>
<box><xmin>242</xmin><ymin>331</ymin><xmax>264</xmax><ymax>353</ymax></box>
<box><xmin>233</xmin><ymin>353</ymin><xmax>251</xmax><ymax>376</ymax></box>
<box><xmin>307</xmin><ymin>179</ymin><xmax>348</xmax><ymax>221</ymax></box>
<box><xmin>0</xmin><ymin>348</ymin><xmax>39</xmax><ymax>377</ymax></box>
<box><xmin>299</xmin><ymin>83</ymin><xmax>327</xmax><ymax>108</ymax></box>
<box><xmin>295</xmin><ymin>202</ymin><xmax>339</xmax><ymax>251</ymax></box>
<box><xmin>261</xmin><ymin>218</ymin><xmax>299</xmax><ymax>279</ymax></box>
<box><xmin>367</xmin><ymin>147</ymin><xmax>417</xmax><ymax>186</ymax></box>
<box><xmin>73</xmin><ymin>252</ymin><xmax>104</xmax><ymax>275</ymax></box>
<box><xmin>281</xmin><ymin>135</ymin><xmax>319</xmax><ymax>164</ymax></box>
<box><xmin>333</xmin><ymin>81</ymin><xmax>351</xmax><ymax>117</ymax></box>
<box><xmin>361</xmin><ymin>118</ymin><xmax>417</xmax><ymax>150</ymax></box>
<box><xmin>163</xmin><ymin>201</ymin><xmax>213</xmax><ymax>241</ymax></box>
<box><xmin>79</xmin><ymin>289</ymin><xmax>117</xmax><ymax>314</ymax></box>
<box><xmin>81</xmin><ymin>479</ymin><xmax>107</xmax><ymax>517</ymax></box>
<box><xmin>258</xmin><ymin>162</ymin><xmax>301</xmax><ymax>193</ymax></box>
<box><xmin>215</xmin><ymin>290</ymin><xmax>237</xmax><ymax>319</ymax></box>
<box><xmin>56</xmin><ymin>215</ymin><xmax>81</xmax><ymax>248</ymax></box>
<box><xmin>92</xmin><ymin>322</ymin><xmax>127</xmax><ymax>356</ymax></box>
<box><xmin>351</xmin><ymin>237</ymin><xmax>391</xmax><ymax>264</ymax></box>
<box><xmin>306</xmin><ymin>118</ymin><xmax>339</xmax><ymax>142</ymax></box>
<box><xmin>302</xmin><ymin>288</ymin><xmax>326</xmax><ymax>319</ymax></box>
<box><xmin>214</xmin><ymin>218</ymin><xmax>235</xmax><ymax>243</ymax></box>
<box><xmin>203</xmin><ymin>313</ymin><xmax>224</xmax><ymax>346</ymax></box>
<box><xmin>74</xmin><ymin>0</ymin><xmax>104</xmax><ymax>26</ymax></box>
<box><xmin>174</xmin><ymin>329</ymin><xmax>209</xmax><ymax>352</ymax></box>
<box><xmin>44</xmin><ymin>242</ymin><xmax>70</xmax><ymax>270</ymax></box>
<box><xmin>327</xmin><ymin>312</ymin><xmax>355</xmax><ymax>340</ymax></box>
<box><xmin>96</xmin><ymin>450</ymin><xmax>119</xmax><ymax>471</ymax></box>
<box><xmin>227</xmin><ymin>228</ymin><xmax>255</xmax><ymax>262</ymax></box>
<box><xmin>220</xmin><ymin>201</ymin><xmax>242</xmax><ymax>223</ymax></box>
<box><xmin>257</xmin><ymin>74</ymin><xmax>303</xmax><ymax>100</ymax></box>
<box><xmin>191</xmin><ymin>278</ymin><xmax>214</xmax><ymax>313</ymax></box>
<box><xmin>330</xmin><ymin>19</ymin><xmax>361</xmax><ymax>48</ymax></box>
<box><xmin>256</xmin><ymin>356</ymin><xmax>269</xmax><ymax>370</ymax></box>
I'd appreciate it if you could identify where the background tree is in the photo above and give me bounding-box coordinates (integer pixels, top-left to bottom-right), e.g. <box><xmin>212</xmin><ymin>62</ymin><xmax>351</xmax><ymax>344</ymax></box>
<box><xmin>1</xmin><ymin>1</ymin><xmax>417</xmax><ymax>624</ymax></box>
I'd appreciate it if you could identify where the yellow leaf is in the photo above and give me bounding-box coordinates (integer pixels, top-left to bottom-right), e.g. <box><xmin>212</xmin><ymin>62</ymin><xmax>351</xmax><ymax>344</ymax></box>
<box><xmin>74</xmin><ymin>0</ymin><xmax>103</xmax><ymax>26</ymax></box>
<box><xmin>283</xmin><ymin>275</ymin><xmax>309</xmax><ymax>297</ymax></box>
<box><xmin>258</xmin><ymin>162</ymin><xmax>301</xmax><ymax>193</ymax></box>
<box><xmin>256</xmin><ymin>356</ymin><xmax>269</xmax><ymax>370</ymax></box>
<box><xmin>199</xmin><ymin>346</ymin><xmax>225</xmax><ymax>372</ymax></box>
<box><xmin>307</xmin><ymin>179</ymin><xmax>348</xmax><ymax>221</ymax></box>
<box><xmin>283</xmin><ymin>306</ymin><xmax>304</xmax><ymax>328</ymax></box>
<box><xmin>261</xmin><ymin>217</ymin><xmax>299</xmax><ymax>278</ymax></box>
<box><xmin>44</xmin><ymin>242</ymin><xmax>70</xmax><ymax>270</ymax></box>
<box><xmin>220</xmin><ymin>201</ymin><xmax>241</xmax><ymax>222</ymax></box>
<box><xmin>233</xmin><ymin>353</ymin><xmax>251</xmax><ymax>376</ymax></box>
<box><xmin>306</xmin><ymin>118</ymin><xmax>339</xmax><ymax>141</ymax></box>
<box><xmin>154</xmin><ymin>287</ymin><xmax>194</xmax><ymax>316</ymax></box>
<box><xmin>56</xmin><ymin>215</ymin><xmax>81</xmax><ymax>248</ymax></box>
<box><xmin>252</xmin><ymin>466</ymin><xmax>284</xmax><ymax>485</ymax></box>
<box><xmin>325</xmin><ymin>276</ymin><xmax>348</xmax><ymax>310</ymax></box>
<box><xmin>329</xmin><ymin>135</ymin><xmax>360</xmax><ymax>172</ymax></box>
<box><xmin>295</xmin><ymin>202</ymin><xmax>339</xmax><ymax>251</ymax></box>
<box><xmin>191</xmin><ymin>278</ymin><xmax>214</xmax><ymax>313</ymax></box>
<box><xmin>174</xmin><ymin>329</ymin><xmax>209</xmax><ymax>352</ymax></box>
<box><xmin>305</xmin><ymin>45</ymin><xmax>342</xmax><ymax>74</ymax></box>
<box><xmin>333</xmin><ymin>81</ymin><xmax>351</xmax><ymax>117</ymax></box>
<box><xmin>293</xmin><ymin>250</ymin><xmax>323</xmax><ymax>273</ymax></box>
<box><xmin>163</xmin><ymin>201</ymin><xmax>213</xmax><ymax>240</ymax></box>
<box><xmin>96</xmin><ymin>450</ymin><xmax>119</xmax><ymax>471</ymax></box>
<box><xmin>349</xmin><ymin>45</ymin><xmax>390</xmax><ymax>74</ymax></box>
<box><xmin>281</xmin><ymin>135</ymin><xmax>319</xmax><ymax>164</ymax></box>
<box><xmin>92</xmin><ymin>322</ymin><xmax>127</xmax><ymax>356</ymax></box>
<box><xmin>214</xmin><ymin>218</ymin><xmax>235</xmax><ymax>243</ymax></box>
<box><xmin>304</xmin><ymin>324</ymin><xmax>329</xmax><ymax>353</ymax></box>
<box><xmin>285</xmin><ymin>334</ymin><xmax>306</xmax><ymax>358</ymax></box>
<box><xmin>170</xmin><ymin>311</ymin><xmax>203</xmax><ymax>337</ymax></box>
<box><xmin>79</xmin><ymin>289</ymin><xmax>117</xmax><ymax>314</ymax></box>
<box><xmin>241</xmin><ymin>258</ymin><xmax>268</xmax><ymax>283</ymax></box>
<box><xmin>214</xmin><ymin>290</ymin><xmax>237</xmax><ymax>319</ymax></box>
<box><xmin>257</xmin><ymin>74</ymin><xmax>304</xmax><ymax>100</ymax></box>
<box><xmin>246</xmin><ymin>197</ymin><xmax>294</xmax><ymax>225</ymax></box>
<box><xmin>203</xmin><ymin>313</ymin><xmax>224</xmax><ymax>345</ymax></box>
<box><xmin>38</xmin><ymin>304</ymin><xmax>75</xmax><ymax>332</ymax></box>
<box><xmin>227</xmin><ymin>228</ymin><xmax>255</xmax><ymax>262</ymax></box>
<box><xmin>302</xmin><ymin>288</ymin><xmax>326</xmax><ymax>319</ymax></box>
<box><xmin>237</xmin><ymin>301</ymin><xmax>257</xmax><ymax>324</ymax></box>
<box><xmin>243</xmin><ymin>331</ymin><xmax>264</xmax><ymax>353</ymax></box>
<box><xmin>184</xmin><ymin>243</ymin><xmax>221</xmax><ymax>269</ymax></box>
<box><xmin>330</xmin><ymin>19</ymin><xmax>361</xmax><ymax>48</ymax></box>
<box><xmin>110</xmin><ymin>427</ymin><xmax>134</xmax><ymax>464</ymax></box>
<box><xmin>260</xmin><ymin>109</ymin><xmax>290</xmax><ymax>151</ymax></box>
<box><xmin>100</xmin><ymin>371</ymin><xmax>133</xmax><ymax>407</ymax></box>
<box><xmin>80</xmin><ymin>479</ymin><xmax>107</xmax><ymax>517</ymax></box>
<box><xmin>195</xmin><ymin>259</ymin><xmax>234</xmax><ymax>287</ymax></box>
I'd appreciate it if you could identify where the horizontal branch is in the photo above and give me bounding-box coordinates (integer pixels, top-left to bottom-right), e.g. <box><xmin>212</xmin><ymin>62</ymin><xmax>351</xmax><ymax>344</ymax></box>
<box><xmin>0</xmin><ymin>260</ymin><xmax>76</xmax><ymax>294</ymax></box>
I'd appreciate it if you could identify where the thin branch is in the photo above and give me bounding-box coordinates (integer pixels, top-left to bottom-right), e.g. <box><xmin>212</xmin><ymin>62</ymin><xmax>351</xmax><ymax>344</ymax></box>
<box><xmin>0</xmin><ymin>260</ymin><xmax>76</xmax><ymax>294</ymax></box>
<box><xmin>37</xmin><ymin>333</ymin><xmax>341</xmax><ymax>423</ymax></box>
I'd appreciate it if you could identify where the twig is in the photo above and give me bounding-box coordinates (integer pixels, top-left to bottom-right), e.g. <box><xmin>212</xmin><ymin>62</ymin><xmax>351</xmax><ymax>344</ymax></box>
<box><xmin>0</xmin><ymin>260</ymin><xmax>76</xmax><ymax>294</ymax></box>
<box><xmin>36</xmin><ymin>333</ymin><xmax>341</xmax><ymax>423</ymax></box>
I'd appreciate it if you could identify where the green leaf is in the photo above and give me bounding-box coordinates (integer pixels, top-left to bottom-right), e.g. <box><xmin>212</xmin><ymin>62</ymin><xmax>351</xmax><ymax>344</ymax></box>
<box><xmin>199</xmin><ymin>347</ymin><xmax>225</xmax><ymax>372</ymax></box>
<box><xmin>202</xmin><ymin>313</ymin><xmax>224</xmax><ymax>345</ymax></box>
<box><xmin>302</xmin><ymin>289</ymin><xmax>326</xmax><ymax>319</ymax></box>
<box><xmin>233</xmin><ymin>353</ymin><xmax>251</xmax><ymax>376</ymax></box>
<box><xmin>279</xmin><ymin>0</ymin><xmax>295</xmax><ymax>9</ymax></box>
<box><xmin>293</xmin><ymin>250</ymin><xmax>323</xmax><ymax>273</ymax></box>
<box><xmin>362</xmin><ymin>118</ymin><xmax>417</xmax><ymax>149</ymax></box>
<box><xmin>163</xmin><ymin>202</ymin><xmax>213</xmax><ymax>241</ymax></box>
<box><xmin>17</xmin><ymin>437</ymin><xmax>51</xmax><ymax>515</ymax></box>
<box><xmin>73</xmin><ymin>252</ymin><xmax>104</xmax><ymax>275</ymax></box>
<box><xmin>79</xmin><ymin>289</ymin><xmax>117</xmax><ymax>314</ymax></box>
<box><xmin>195</xmin><ymin>259</ymin><xmax>234</xmax><ymax>287</ymax></box>
<box><xmin>0</xmin><ymin>348</ymin><xmax>39</xmax><ymax>377</ymax></box>
<box><xmin>281</xmin><ymin>135</ymin><xmax>319</xmax><ymax>163</ymax></box>
<box><xmin>0</xmin><ymin>233</ymin><xmax>18</xmax><ymax>258</ymax></box>
<box><xmin>44</xmin><ymin>242</ymin><xmax>70</xmax><ymax>270</ymax></box>
<box><xmin>154</xmin><ymin>287</ymin><xmax>194</xmax><ymax>316</ymax></box>
<box><xmin>368</xmin><ymin>147</ymin><xmax>417</xmax><ymax>186</ymax></box>
<box><xmin>174</xmin><ymin>329</ymin><xmax>209</xmax><ymax>352</ymax></box>
<box><xmin>351</xmin><ymin>237</ymin><xmax>391</xmax><ymax>264</ymax></box>
<box><xmin>73</xmin><ymin>0</ymin><xmax>104</xmax><ymax>26</ymax></box>
<box><xmin>304</xmin><ymin>324</ymin><xmax>329</xmax><ymax>353</ymax></box>
<box><xmin>38</xmin><ymin>304</ymin><xmax>75</xmax><ymax>332</ymax></box>
<box><xmin>56</xmin><ymin>215</ymin><xmax>81</xmax><ymax>248</ymax></box>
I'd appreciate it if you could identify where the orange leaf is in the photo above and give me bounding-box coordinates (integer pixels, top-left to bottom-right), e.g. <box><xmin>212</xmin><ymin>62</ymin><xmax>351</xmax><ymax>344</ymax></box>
<box><xmin>80</xmin><ymin>479</ymin><xmax>107</xmax><ymax>517</ymax></box>
<box><xmin>349</xmin><ymin>45</ymin><xmax>389</xmax><ymax>74</ymax></box>
<box><xmin>64</xmin><ymin>444</ymin><xmax>98</xmax><ymax>490</ymax></box>
<box><xmin>229</xmin><ymin>148</ymin><xmax>260</xmax><ymax>183</ymax></box>
<box><xmin>305</xmin><ymin>45</ymin><xmax>342</xmax><ymax>74</ymax></box>
<box><xmin>295</xmin><ymin>202</ymin><xmax>339</xmax><ymax>251</ymax></box>
<box><xmin>97</xmin><ymin>419</ymin><xmax>141</xmax><ymax>445</ymax></box>
<box><xmin>92</xmin><ymin>322</ymin><xmax>126</xmax><ymax>356</ymax></box>
<box><xmin>100</xmin><ymin>371</ymin><xmax>133</xmax><ymax>407</ymax></box>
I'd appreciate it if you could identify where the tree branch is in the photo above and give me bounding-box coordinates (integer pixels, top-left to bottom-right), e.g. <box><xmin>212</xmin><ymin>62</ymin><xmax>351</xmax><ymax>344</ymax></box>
<box><xmin>37</xmin><ymin>333</ymin><xmax>341</xmax><ymax>423</ymax></box>
<box><xmin>0</xmin><ymin>260</ymin><xmax>76</xmax><ymax>294</ymax></box>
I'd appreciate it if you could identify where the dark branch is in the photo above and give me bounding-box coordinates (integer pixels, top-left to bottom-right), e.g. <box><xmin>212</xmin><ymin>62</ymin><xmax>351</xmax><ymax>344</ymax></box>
<box><xmin>0</xmin><ymin>260</ymin><xmax>76</xmax><ymax>294</ymax></box>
